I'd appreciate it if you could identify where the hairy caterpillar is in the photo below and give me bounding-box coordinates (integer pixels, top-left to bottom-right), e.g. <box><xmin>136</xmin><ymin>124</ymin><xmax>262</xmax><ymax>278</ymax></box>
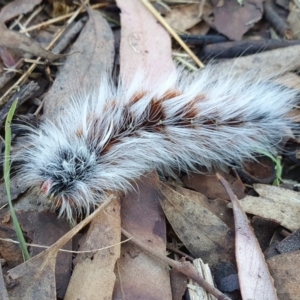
<box><xmin>14</xmin><ymin>66</ymin><xmax>298</xmax><ymax>223</ymax></box>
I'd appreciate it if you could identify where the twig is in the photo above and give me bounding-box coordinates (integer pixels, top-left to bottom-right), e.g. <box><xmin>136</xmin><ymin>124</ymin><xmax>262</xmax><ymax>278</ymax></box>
<box><xmin>19</xmin><ymin>3</ymin><xmax>107</xmax><ymax>34</ymax></box>
<box><xmin>264</xmin><ymin>1</ymin><xmax>292</xmax><ymax>39</ymax></box>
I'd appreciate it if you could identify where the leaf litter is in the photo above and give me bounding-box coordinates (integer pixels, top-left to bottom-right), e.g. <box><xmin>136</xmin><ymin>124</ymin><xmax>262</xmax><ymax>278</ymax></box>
<box><xmin>0</xmin><ymin>1</ymin><xmax>300</xmax><ymax>300</ymax></box>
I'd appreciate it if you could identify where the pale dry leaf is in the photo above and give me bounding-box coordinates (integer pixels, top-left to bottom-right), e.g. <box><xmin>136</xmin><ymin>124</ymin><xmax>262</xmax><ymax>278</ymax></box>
<box><xmin>43</xmin><ymin>8</ymin><xmax>115</xmax><ymax>119</ymax></box>
<box><xmin>267</xmin><ymin>250</ymin><xmax>300</xmax><ymax>299</ymax></box>
<box><xmin>218</xmin><ymin>176</ymin><xmax>278</xmax><ymax>300</ymax></box>
<box><xmin>229</xmin><ymin>184</ymin><xmax>300</xmax><ymax>231</ymax></box>
<box><xmin>113</xmin><ymin>172</ymin><xmax>172</xmax><ymax>300</ymax></box>
<box><xmin>159</xmin><ymin>181</ymin><xmax>235</xmax><ymax>267</ymax></box>
<box><xmin>116</xmin><ymin>0</ymin><xmax>176</xmax><ymax>89</ymax></box>
<box><xmin>65</xmin><ymin>196</ymin><xmax>121</xmax><ymax>300</ymax></box>
<box><xmin>217</xmin><ymin>45</ymin><xmax>300</xmax><ymax>77</ymax></box>
<box><xmin>0</xmin><ymin>0</ymin><xmax>42</xmax><ymax>23</ymax></box>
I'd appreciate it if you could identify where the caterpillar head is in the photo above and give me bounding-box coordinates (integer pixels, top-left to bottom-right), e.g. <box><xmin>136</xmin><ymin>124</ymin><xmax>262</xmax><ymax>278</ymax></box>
<box><xmin>14</xmin><ymin>122</ymin><xmax>105</xmax><ymax>224</ymax></box>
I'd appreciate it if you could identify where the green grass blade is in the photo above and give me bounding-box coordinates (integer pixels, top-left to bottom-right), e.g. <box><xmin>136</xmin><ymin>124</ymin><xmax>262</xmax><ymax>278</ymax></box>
<box><xmin>4</xmin><ymin>99</ymin><xmax>30</xmax><ymax>261</ymax></box>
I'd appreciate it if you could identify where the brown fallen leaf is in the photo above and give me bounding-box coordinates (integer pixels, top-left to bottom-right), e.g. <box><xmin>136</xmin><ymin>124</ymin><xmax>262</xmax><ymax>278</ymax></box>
<box><xmin>229</xmin><ymin>184</ymin><xmax>300</xmax><ymax>231</ymax></box>
<box><xmin>267</xmin><ymin>250</ymin><xmax>300</xmax><ymax>299</ymax></box>
<box><xmin>159</xmin><ymin>181</ymin><xmax>235</xmax><ymax>267</ymax></box>
<box><xmin>65</xmin><ymin>196</ymin><xmax>121</xmax><ymax>300</ymax></box>
<box><xmin>173</xmin><ymin>184</ymin><xmax>234</xmax><ymax>230</ymax></box>
<box><xmin>217</xmin><ymin>174</ymin><xmax>278</xmax><ymax>300</ymax></box>
<box><xmin>212</xmin><ymin>0</ymin><xmax>263</xmax><ymax>40</ymax></box>
<box><xmin>5</xmin><ymin>195</ymin><xmax>115</xmax><ymax>300</ymax></box>
<box><xmin>170</xmin><ymin>269</ymin><xmax>188</xmax><ymax>300</ymax></box>
<box><xmin>181</xmin><ymin>171</ymin><xmax>246</xmax><ymax>201</ymax></box>
<box><xmin>17</xmin><ymin>211</ymin><xmax>72</xmax><ymax>299</ymax></box>
<box><xmin>113</xmin><ymin>172</ymin><xmax>171</xmax><ymax>300</ymax></box>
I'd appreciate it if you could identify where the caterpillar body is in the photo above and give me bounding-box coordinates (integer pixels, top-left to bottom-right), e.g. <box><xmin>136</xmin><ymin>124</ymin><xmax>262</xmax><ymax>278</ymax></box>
<box><xmin>15</xmin><ymin>66</ymin><xmax>298</xmax><ymax>223</ymax></box>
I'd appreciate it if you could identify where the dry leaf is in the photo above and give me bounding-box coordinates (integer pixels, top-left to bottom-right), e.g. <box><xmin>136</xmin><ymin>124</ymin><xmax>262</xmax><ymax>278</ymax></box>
<box><xmin>164</xmin><ymin>4</ymin><xmax>203</xmax><ymax>32</ymax></box>
<box><xmin>159</xmin><ymin>182</ymin><xmax>235</xmax><ymax>267</ymax></box>
<box><xmin>218</xmin><ymin>175</ymin><xmax>278</xmax><ymax>300</ymax></box>
<box><xmin>170</xmin><ymin>269</ymin><xmax>188</xmax><ymax>300</ymax></box>
<box><xmin>267</xmin><ymin>250</ymin><xmax>300</xmax><ymax>299</ymax></box>
<box><xmin>117</xmin><ymin>0</ymin><xmax>176</xmax><ymax>89</ymax></box>
<box><xmin>43</xmin><ymin>8</ymin><xmax>115</xmax><ymax>118</ymax></box>
<box><xmin>181</xmin><ymin>171</ymin><xmax>245</xmax><ymax>200</ymax></box>
<box><xmin>173</xmin><ymin>185</ymin><xmax>234</xmax><ymax>230</ymax></box>
<box><xmin>17</xmin><ymin>211</ymin><xmax>72</xmax><ymax>298</ymax></box>
<box><xmin>229</xmin><ymin>184</ymin><xmax>300</xmax><ymax>231</ymax></box>
<box><xmin>6</xmin><ymin>196</ymin><xmax>115</xmax><ymax>300</ymax></box>
<box><xmin>65</xmin><ymin>196</ymin><xmax>121</xmax><ymax>300</ymax></box>
<box><xmin>113</xmin><ymin>172</ymin><xmax>171</xmax><ymax>299</ymax></box>
<box><xmin>0</xmin><ymin>264</ymin><xmax>9</xmax><ymax>300</ymax></box>
<box><xmin>217</xmin><ymin>45</ymin><xmax>300</xmax><ymax>76</ymax></box>
<box><xmin>0</xmin><ymin>0</ymin><xmax>42</xmax><ymax>23</ymax></box>
<box><xmin>0</xmin><ymin>24</ymin><xmax>60</xmax><ymax>61</ymax></box>
<box><xmin>212</xmin><ymin>0</ymin><xmax>263</xmax><ymax>40</ymax></box>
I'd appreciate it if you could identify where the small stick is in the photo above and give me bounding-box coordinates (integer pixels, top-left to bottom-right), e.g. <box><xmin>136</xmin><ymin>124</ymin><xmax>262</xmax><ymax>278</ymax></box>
<box><xmin>264</xmin><ymin>1</ymin><xmax>292</xmax><ymax>39</ymax></box>
<box><xmin>19</xmin><ymin>3</ymin><xmax>107</xmax><ymax>33</ymax></box>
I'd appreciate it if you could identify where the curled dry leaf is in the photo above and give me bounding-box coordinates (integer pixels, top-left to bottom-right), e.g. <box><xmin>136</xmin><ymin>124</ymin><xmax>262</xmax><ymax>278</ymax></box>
<box><xmin>230</xmin><ymin>184</ymin><xmax>300</xmax><ymax>231</ymax></box>
<box><xmin>217</xmin><ymin>174</ymin><xmax>278</xmax><ymax>300</ymax></box>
